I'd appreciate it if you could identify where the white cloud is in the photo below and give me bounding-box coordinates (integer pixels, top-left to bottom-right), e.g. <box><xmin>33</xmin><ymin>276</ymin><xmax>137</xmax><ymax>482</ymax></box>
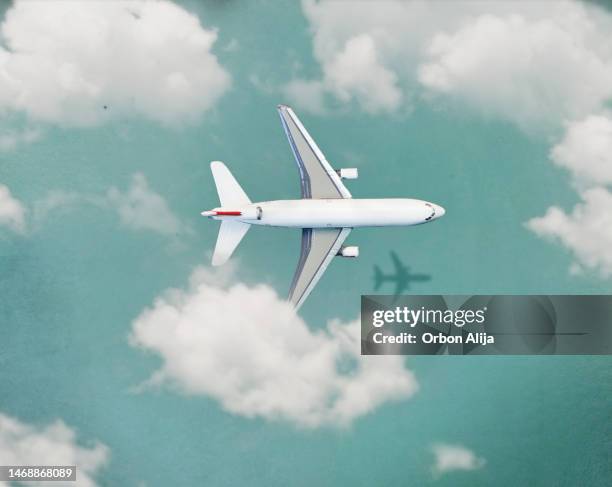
<box><xmin>297</xmin><ymin>0</ymin><xmax>612</xmax><ymax>127</ymax></box>
<box><xmin>284</xmin><ymin>33</ymin><xmax>403</xmax><ymax>114</ymax></box>
<box><xmin>527</xmin><ymin>114</ymin><xmax>612</xmax><ymax>276</ymax></box>
<box><xmin>30</xmin><ymin>174</ymin><xmax>189</xmax><ymax>238</ymax></box>
<box><xmin>527</xmin><ymin>187</ymin><xmax>612</xmax><ymax>277</ymax></box>
<box><xmin>129</xmin><ymin>265</ymin><xmax>418</xmax><ymax>428</ymax></box>
<box><xmin>320</xmin><ymin>34</ymin><xmax>402</xmax><ymax>114</ymax></box>
<box><xmin>0</xmin><ymin>128</ymin><xmax>41</xmax><ymax>151</ymax></box>
<box><xmin>31</xmin><ymin>190</ymin><xmax>91</xmax><ymax>223</ymax></box>
<box><xmin>0</xmin><ymin>0</ymin><xmax>231</xmax><ymax>126</ymax></box>
<box><xmin>418</xmin><ymin>9</ymin><xmax>612</xmax><ymax>130</ymax></box>
<box><xmin>431</xmin><ymin>443</ymin><xmax>485</xmax><ymax>478</ymax></box>
<box><xmin>286</xmin><ymin>0</ymin><xmax>421</xmax><ymax>114</ymax></box>
<box><xmin>282</xmin><ymin>79</ymin><xmax>327</xmax><ymax>115</ymax></box>
<box><xmin>0</xmin><ymin>412</ymin><xmax>108</xmax><ymax>487</ymax></box>
<box><xmin>551</xmin><ymin>114</ymin><xmax>612</xmax><ymax>187</ymax></box>
<box><xmin>0</xmin><ymin>184</ymin><xmax>26</xmax><ymax>233</ymax></box>
<box><xmin>106</xmin><ymin>173</ymin><xmax>187</xmax><ymax>236</ymax></box>
<box><xmin>248</xmin><ymin>74</ymin><xmax>275</xmax><ymax>95</ymax></box>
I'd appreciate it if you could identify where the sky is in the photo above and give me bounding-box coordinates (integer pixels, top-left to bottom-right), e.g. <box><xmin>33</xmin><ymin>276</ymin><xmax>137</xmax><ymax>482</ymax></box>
<box><xmin>0</xmin><ymin>1</ymin><xmax>611</xmax><ymax>485</ymax></box>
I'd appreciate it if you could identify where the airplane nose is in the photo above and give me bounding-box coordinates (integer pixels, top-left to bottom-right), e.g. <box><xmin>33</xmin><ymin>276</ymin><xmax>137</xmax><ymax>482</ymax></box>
<box><xmin>425</xmin><ymin>202</ymin><xmax>445</xmax><ymax>222</ymax></box>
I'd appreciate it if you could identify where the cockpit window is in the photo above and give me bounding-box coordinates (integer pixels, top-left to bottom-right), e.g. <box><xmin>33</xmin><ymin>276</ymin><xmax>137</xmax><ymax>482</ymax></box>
<box><xmin>424</xmin><ymin>202</ymin><xmax>435</xmax><ymax>221</ymax></box>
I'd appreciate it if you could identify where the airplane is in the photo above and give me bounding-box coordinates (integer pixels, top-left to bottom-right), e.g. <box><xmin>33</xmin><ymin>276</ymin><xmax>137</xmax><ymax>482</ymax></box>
<box><xmin>202</xmin><ymin>105</ymin><xmax>445</xmax><ymax>310</ymax></box>
<box><xmin>373</xmin><ymin>251</ymin><xmax>431</xmax><ymax>296</ymax></box>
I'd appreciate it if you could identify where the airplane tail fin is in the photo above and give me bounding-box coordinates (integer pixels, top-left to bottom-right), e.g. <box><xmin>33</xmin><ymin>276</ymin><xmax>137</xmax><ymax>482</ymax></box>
<box><xmin>210</xmin><ymin>161</ymin><xmax>251</xmax><ymax>207</ymax></box>
<box><xmin>373</xmin><ymin>265</ymin><xmax>383</xmax><ymax>291</ymax></box>
<box><xmin>210</xmin><ymin>161</ymin><xmax>251</xmax><ymax>266</ymax></box>
<box><xmin>212</xmin><ymin>220</ymin><xmax>250</xmax><ymax>266</ymax></box>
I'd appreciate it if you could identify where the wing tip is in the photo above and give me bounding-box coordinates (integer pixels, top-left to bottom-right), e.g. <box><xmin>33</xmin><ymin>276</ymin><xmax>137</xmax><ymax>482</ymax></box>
<box><xmin>211</xmin><ymin>258</ymin><xmax>225</xmax><ymax>267</ymax></box>
<box><xmin>287</xmin><ymin>293</ymin><xmax>305</xmax><ymax>312</ymax></box>
<box><xmin>211</xmin><ymin>251</ymin><xmax>227</xmax><ymax>266</ymax></box>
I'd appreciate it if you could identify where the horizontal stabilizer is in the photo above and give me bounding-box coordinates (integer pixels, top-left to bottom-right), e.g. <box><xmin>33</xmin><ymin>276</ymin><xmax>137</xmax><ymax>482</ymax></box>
<box><xmin>211</xmin><ymin>161</ymin><xmax>251</xmax><ymax>207</ymax></box>
<box><xmin>212</xmin><ymin>220</ymin><xmax>250</xmax><ymax>266</ymax></box>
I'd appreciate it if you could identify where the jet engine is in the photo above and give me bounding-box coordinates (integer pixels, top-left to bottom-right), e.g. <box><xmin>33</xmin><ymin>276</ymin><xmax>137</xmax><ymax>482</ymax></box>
<box><xmin>335</xmin><ymin>168</ymin><xmax>358</xmax><ymax>179</ymax></box>
<box><xmin>337</xmin><ymin>246</ymin><xmax>359</xmax><ymax>258</ymax></box>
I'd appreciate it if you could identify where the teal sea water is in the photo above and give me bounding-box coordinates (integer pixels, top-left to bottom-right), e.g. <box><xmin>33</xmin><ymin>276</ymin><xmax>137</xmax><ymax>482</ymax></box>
<box><xmin>1</xmin><ymin>1</ymin><xmax>610</xmax><ymax>485</ymax></box>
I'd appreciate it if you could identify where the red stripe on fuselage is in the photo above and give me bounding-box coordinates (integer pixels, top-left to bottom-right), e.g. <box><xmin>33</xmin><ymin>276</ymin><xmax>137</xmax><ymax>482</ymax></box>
<box><xmin>215</xmin><ymin>211</ymin><xmax>242</xmax><ymax>216</ymax></box>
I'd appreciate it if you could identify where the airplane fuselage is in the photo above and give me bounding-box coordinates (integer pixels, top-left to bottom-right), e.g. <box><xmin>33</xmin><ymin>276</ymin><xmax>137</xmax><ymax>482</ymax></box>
<box><xmin>204</xmin><ymin>198</ymin><xmax>445</xmax><ymax>228</ymax></box>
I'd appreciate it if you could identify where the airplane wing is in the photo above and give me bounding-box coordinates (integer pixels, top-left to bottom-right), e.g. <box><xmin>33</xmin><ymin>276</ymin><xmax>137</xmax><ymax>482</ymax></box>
<box><xmin>289</xmin><ymin>227</ymin><xmax>351</xmax><ymax>309</ymax></box>
<box><xmin>390</xmin><ymin>251</ymin><xmax>407</xmax><ymax>273</ymax></box>
<box><xmin>277</xmin><ymin>105</ymin><xmax>352</xmax><ymax>199</ymax></box>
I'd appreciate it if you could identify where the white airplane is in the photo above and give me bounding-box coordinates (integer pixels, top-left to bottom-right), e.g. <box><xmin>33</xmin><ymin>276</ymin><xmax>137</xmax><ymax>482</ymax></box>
<box><xmin>202</xmin><ymin>105</ymin><xmax>445</xmax><ymax>309</ymax></box>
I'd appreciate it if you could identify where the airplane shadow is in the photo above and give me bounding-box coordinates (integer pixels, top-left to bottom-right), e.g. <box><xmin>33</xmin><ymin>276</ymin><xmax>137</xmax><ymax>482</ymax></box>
<box><xmin>373</xmin><ymin>250</ymin><xmax>432</xmax><ymax>301</ymax></box>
